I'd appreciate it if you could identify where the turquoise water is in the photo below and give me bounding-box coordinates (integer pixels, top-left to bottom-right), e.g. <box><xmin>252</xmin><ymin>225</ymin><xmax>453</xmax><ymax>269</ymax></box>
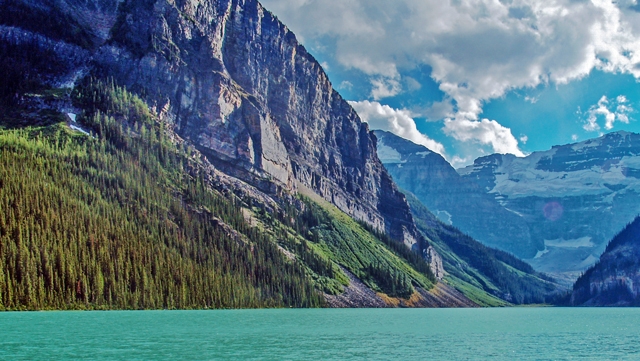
<box><xmin>1</xmin><ymin>308</ymin><xmax>640</xmax><ymax>360</ymax></box>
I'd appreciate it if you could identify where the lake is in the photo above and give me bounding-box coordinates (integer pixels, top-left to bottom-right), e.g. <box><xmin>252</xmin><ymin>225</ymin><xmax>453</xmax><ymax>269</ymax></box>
<box><xmin>1</xmin><ymin>308</ymin><xmax>640</xmax><ymax>360</ymax></box>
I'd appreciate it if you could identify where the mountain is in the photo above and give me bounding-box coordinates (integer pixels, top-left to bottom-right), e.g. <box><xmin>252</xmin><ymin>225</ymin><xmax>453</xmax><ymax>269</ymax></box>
<box><xmin>0</xmin><ymin>0</ymin><xmax>482</xmax><ymax>309</ymax></box>
<box><xmin>373</xmin><ymin>130</ymin><xmax>536</xmax><ymax>258</ymax></box>
<box><xmin>568</xmin><ymin>217</ymin><xmax>640</xmax><ymax>306</ymax></box>
<box><xmin>0</xmin><ymin>60</ymin><xmax>452</xmax><ymax>309</ymax></box>
<box><xmin>0</xmin><ymin>0</ymin><xmax>566</xmax><ymax>309</ymax></box>
<box><xmin>404</xmin><ymin>192</ymin><xmax>560</xmax><ymax>305</ymax></box>
<box><xmin>0</xmin><ymin>0</ymin><xmax>423</xmax><ymax>247</ymax></box>
<box><xmin>371</xmin><ymin>131</ymin><xmax>559</xmax><ymax>304</ymax></box>
<box><xmin>459</xmin><ymin>131</ymin><xmax>640</xmax><ymax>277</ymax></box>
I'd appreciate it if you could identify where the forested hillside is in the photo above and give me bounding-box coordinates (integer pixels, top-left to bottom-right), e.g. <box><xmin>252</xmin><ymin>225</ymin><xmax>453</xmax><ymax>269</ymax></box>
<box><xmin>0</xmin><ymin>80</ymin><xmax>326</xmax><ymax>309</ymax></box>
<box><xmin>568</xmin><ymin>217</ymin><xmax>640</xmax><ymax>306</ymax></box>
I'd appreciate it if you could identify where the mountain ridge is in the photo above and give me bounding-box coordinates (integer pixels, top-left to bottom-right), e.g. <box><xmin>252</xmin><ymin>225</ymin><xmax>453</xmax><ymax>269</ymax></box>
<box><xmin>460</xmin><ymin>130</ymin><xmax>640</xmax><ymax>276</ymax></box>
<box><xmin>0</xmin><ymin>0</ymin><xmax>431</xmax><ymax>254</ymax></box>
<box><xmin>373</xmin><ymin>129</ymin><xmax>536</xmax><ymax>258</ymax></box>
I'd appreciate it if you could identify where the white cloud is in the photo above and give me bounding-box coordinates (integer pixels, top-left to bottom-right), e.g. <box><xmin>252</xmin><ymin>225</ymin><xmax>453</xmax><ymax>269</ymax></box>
<box><xmin>423</xmin><ymin>99</ymin><xmax>455</xmax><ymax>121</ymax></box>
<box><xmin>261</xmin><ymin>0</ymin><xmax>640</xmax><ymax>156</ymax></box>
<box><xmin>404</xmin><ymin>77</ymin><xmax>422</xmax><ymax>92</ymax></box>
<box><xmin>520</xmin><ymin>135</ymin><xmax>529</xmax><ymax>144</ymax></box>
<box><xmin>450</xmin><ymin>155</ymin><xmax>472</xmax><ymax>169</ymax></box>
<box><xmin>582</xmin><ymin>94</ymin><xmax>633</xmax><ymax>131</ymax></box>
<box><xmin>370</xmin><ymin>77</ymin><xmax>402</xmax><ymax>100</ymax></box>
<box><xmin>339</xmin><ymin>80</ymin><xmax>354</xmax><ymax>91</ymax></box>
<box><xmin>349</xmin><ymin>100</ymin><xmax>446</xmax><ymax>155</ymax></box>
<box><xmin>443</xmin><ymin>118</ymin><xmax>525</xmax><ymax>156</ymax></box>
<box><xmin>572</xmin><ymin>134</ymin><xmax>579</xmax><ymax>141</ymax></box>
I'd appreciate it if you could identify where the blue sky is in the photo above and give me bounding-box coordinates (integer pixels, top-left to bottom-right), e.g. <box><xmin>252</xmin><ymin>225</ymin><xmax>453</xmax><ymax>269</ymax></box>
<box><xmin>261</xmin><ymin>0</ymin><xmax>640</xmax><ymax>167</ymax></box>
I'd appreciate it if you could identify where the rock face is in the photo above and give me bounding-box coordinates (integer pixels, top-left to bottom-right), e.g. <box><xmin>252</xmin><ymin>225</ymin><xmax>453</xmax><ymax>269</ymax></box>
<box><xmin>373</xmin><ymin>130</ymin><xmax>535</xmax><ymax>258</ymax></box>
<box><xmin>570</xmin><ymin>217</ymin><xmax>640</xmax><ymax>306</ymax></box>
<box><xmin>459</xmin><ymin>131</ymin><xmax>640</xmax><ymax>275</ymax></box>
<box><xmin>1</xmin><ymin>0</ymin><xmax>426</xmax><ymax>250</ymax></box>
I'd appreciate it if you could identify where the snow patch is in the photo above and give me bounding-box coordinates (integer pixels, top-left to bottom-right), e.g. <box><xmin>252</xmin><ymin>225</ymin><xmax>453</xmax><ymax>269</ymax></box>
<box><xmin>415</xmin><ymin>151</ymin><xmax>431</xmax><ymax>158</ymax></box>
<box><xmin>456</xmin><ymin>165</ymin><xmax>474</xmax><ymax>175</ymax></box>
<box><xmin>504</xmin><ymin>207</ymin><xmax>524</xmax><ymax>217</ymax></box>
<box><xmin>578</xmin><ymin>254</ymin><xmax>599</xmax><ymax>268</ymax></box>
<box><xmin>544</xmin><ymin>237</ymin><xmax>594</xmax><ymax>248</ymax></box>
<box><xmin>488</xmin><ymin>148</ymin><xmax>632</xmax><ymax>198</ymax></box>
<box><xmin>69</xmin><ymin>124</ymin><xmax>91</xmax><ymax>136</ymax></box>
<box><xmin>534</xmin><ymin>248</ymin><xmax>549</xmax><ymax>259</ymax></box>
<box><xmin>67</xmin><ymin>113</ymin><xmax>92</xmax><ymax>137</ymax></box>
<box><xmin>435</xmin><ymin>210</ymin><xmax>452</xmax><ymax>225</ymax></box>
<box><xmin>571</xmin><ymin>138</ymin><xmax>603</xmax><ymax>152</ymax></box>
<box><xmin>376</xmin><ymin>143</ymin><xmax>403</xmax><ymax>163</ymax></box>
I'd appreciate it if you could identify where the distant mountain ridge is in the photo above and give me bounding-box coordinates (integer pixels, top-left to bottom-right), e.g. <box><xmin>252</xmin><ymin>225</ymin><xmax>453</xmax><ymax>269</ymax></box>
<box><xmin>404</xmin><ymin>191</ymin><xmax>559</xmax><ymax>305</ymax></box>
<box><xmin>374</xmin><ymin>129</ymin><xmax>640</xmax><ymax>278</ymax></box>
<box><xmin>460</xmin><ymin>131</ymin><xmax>640</xmax><ymax>276</ymax></box>
<box><xmin>373</xmin><ymin>130</ymin><xmax>535</xmax><ymax>258</ymax></box>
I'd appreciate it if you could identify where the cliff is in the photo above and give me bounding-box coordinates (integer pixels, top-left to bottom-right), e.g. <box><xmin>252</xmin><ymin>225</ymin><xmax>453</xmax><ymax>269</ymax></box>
<box><xmin>0</xmin><ymin>0</ymin><xmax>426</xmax><ymax>249</ymax></box>
<box><xmin>0</xmin><ymin>0</ymin><xmax>456</xmax><ymax>308</ymax></box>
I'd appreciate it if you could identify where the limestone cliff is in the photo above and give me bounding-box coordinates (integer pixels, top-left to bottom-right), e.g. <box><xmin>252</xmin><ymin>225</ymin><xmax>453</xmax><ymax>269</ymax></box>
<box><xmin>0</xmin><ymin>0</ymin><xmax>430</xmax><ymax>256</ymax></box>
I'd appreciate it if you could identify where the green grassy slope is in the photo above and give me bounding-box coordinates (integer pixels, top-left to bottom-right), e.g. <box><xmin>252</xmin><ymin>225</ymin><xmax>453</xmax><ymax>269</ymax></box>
<box><xmin>281</xmin><ymin>196</ymin><xmax>436</xmax><ymax>298</ymax></box>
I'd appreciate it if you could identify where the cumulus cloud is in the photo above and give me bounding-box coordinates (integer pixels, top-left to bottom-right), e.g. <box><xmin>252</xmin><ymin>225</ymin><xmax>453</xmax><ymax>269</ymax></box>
<box><xmin>450</xmin><ymin>155</ymin><xmax>472</xmax><ymax>169</ymax></box>
<box><xmin>520</xmin><ymin>135</ymin><xmax>529</xmax><ymax>144</ymax></box>
<box><xmin>423</xmin><ymin>99</ymin><xmax>455</xmax><ymax>121</ymax></box>
<box><xmin>404</xmin><ymin>76</ymin><xmax>422</xmax><ymax>92</ymax></box>
<box><xmin>261</xmin><ymin>0</ymin><xmax>640</xmax><ymax>156</ymax></box>
<box><xmin>349</xmin><ymin>100</ymin><xmax>446</xmax><ymax>155</ymax></box>
<box><xmin>443</xmin><ymin>118</ymin><xmax>525</xmax><ymax>156</ymax></box>
<box><xmin>370</xmin><ymin>78</ymin><xmax>402</xmax><ymax>100</ymax></box>
<box><xmin>339</xmin><ymin>80</ymin><xmax>354</xmax><ymax>91</ymax></box>
<box><xmin>583</xmin><ymin>95</ymin><xmax>633</xmax><ymax>131</ymax></box>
